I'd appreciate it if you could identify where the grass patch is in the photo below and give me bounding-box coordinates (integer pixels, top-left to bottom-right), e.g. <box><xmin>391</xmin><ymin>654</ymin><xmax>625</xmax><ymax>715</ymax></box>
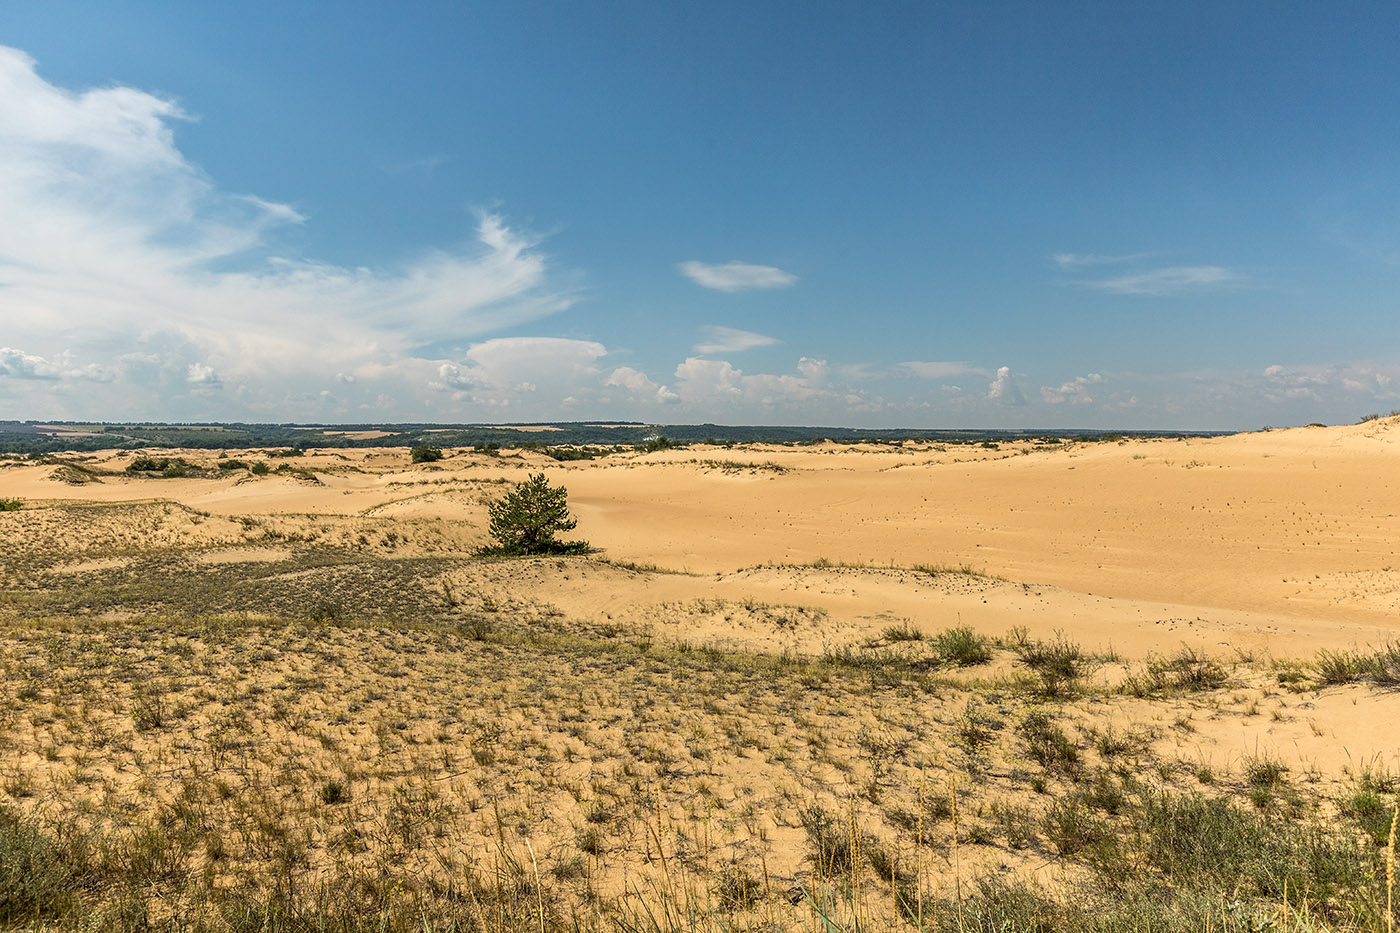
<box><xmin>1122</xmin><ymin>646</ymin><xmax>1230</xmax><ymax>696</ymax></box>
<box><xmin>1012</xmin><ymin>631</ymin><xmax>1100</xmax><ymax>696</ymax></box>
<box><xmin>1316</xmin><ymin>643</ymin><xmax>1400</xmax><ymax>686</ymax></box>
<box><xmin>931</xmin><ymin>625</ymin><xmax>992</xmax><ymax>666</ymax></box>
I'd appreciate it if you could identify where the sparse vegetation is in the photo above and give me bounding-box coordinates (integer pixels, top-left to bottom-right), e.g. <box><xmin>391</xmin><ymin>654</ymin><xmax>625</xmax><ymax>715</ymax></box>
<box><xmin>0</xmin><ymin>433</ymin><xmax>1396</xmax><ymax>932</ymax></box>
<box><xmin>1013</xmin><ymin>632</ymin><xmax>1100</xmax><ymax>696</ymax></box>
<box><xmin>696</xmin><ymin>458</ymin><xmax>788</xmax><ymax>474</ymax></box>
<box><xmin>932</xmin><ymin>625</ymin><xmax>993</xmax><ymax>666</ymax></box>
<box><xmin>125</xmin><ymin>455</ymin><xmax>199</xmax><ymax>477</ymax></box>
<box><xmin>1122</xmin><ymin>646</ymin><xmax>1231</xmax><ymax>696</ymax></box>
<box><xmin>1316</xmin><ymin>644</ymin><xmax>1400</xmax><ymax>686</ymax></box>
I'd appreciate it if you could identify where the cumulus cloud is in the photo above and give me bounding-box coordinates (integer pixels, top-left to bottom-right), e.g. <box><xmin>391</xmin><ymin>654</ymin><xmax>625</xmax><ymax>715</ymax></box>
<box><xmin>0</xmin><ymin>347</ymin><xmax>62</xmax><ymax>380</ymax></box>
<box><xmin>0</xmin><ymin>45</ymin><xmax>574</xmax><ymax>418</ymax></box>
<box><xmin>693</xmin><ymin>326</ymin><xmax>781</xmax><ymax>354</ymax></box>
<box><xmin>670</xmin><ymin>356</ymin><xmax>836</xmax><ymax>408</ymax></box>
<box><xmin>678</xmin><ymin>260</ymin><xmax>797</xmax><ymax>292</ymax></box>
<box><xmin>433</xmin><ymin>338</ymin><xmax>606</xmax><ymax>405</ymax></box>
<box><xmin>186</xmin><ymin>363</ymin><xmax>221</xmax><ymax>387</ymax></box>
<box><xmin>1175</xmin><ymin>360</ymin><xmax>1400</xmax><ymax>422</ymax></box>
<box><xmin>0</xmin><ymin>346</ymin><xmax>114</xmax><ymax>382</ymax></box>
<box><xmin>1081</xmin><ymin>266</ymin><xmax>1244</xmax><ymax>295</ymax></box>
<box><xmin>1040</xmin><ymin>372</ymin><xmax>1104</xmax><ymax>405</ymax></box>
<box><xmin>605</xmin><ymin>366</ymin><xmax>678</xmax><ymax>404</ymax></box>
<box><xmin>987</xmin><ymin>366</ymin><xmax>1027</xmax><ymax>405</ymax></box>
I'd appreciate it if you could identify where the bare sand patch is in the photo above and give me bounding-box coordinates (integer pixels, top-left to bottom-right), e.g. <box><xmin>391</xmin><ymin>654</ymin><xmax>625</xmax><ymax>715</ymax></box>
<box><xmin>193</xmin><ymin>546</ymin><xmax>292</xmax><ymax>565</ymax></box>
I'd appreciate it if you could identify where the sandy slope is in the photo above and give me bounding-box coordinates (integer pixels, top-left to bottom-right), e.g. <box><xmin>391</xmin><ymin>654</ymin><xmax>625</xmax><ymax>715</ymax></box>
<box><xmin>4</xmin><ymin>418</ymin><xmax>1400</xmax><ymax>860</ymax></box>
<box><xmin>4</xmin><ymin>420</ymin><xmax>1398</xmax><ymax>665</ymax></box>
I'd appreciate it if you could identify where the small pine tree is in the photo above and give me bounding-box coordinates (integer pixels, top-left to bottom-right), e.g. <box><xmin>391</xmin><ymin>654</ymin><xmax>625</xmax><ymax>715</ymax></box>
<box><xmin>482</xmin><ymin>473</ymin><xmax>588</xmax><ymax>555</ymax></box>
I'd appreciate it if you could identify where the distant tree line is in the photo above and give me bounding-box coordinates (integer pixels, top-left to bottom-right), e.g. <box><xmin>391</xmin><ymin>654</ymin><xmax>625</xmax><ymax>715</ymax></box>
<box><xmin>0</xmin><ymin>420</ymin><xmax>1230</xmax><ymax>455</ymax></box>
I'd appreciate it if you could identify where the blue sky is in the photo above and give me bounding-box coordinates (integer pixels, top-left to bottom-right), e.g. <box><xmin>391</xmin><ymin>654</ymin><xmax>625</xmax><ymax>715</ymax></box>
<box><xmin>2</xmin><ymin>1</ymin><xmax>1398</xmax><ymax>428</ymax></box>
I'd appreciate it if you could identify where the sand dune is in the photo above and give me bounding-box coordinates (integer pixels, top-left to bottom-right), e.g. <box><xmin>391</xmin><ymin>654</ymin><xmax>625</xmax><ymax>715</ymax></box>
<box><xmin>5</xmin><ymin>421</ymin><xmax>1398</xmax><ymax>662</ymax></box>
<box><xmin>5</xmin><ymin>419</ymin><xmax>1400</xmax><ymax>926</ymax></box>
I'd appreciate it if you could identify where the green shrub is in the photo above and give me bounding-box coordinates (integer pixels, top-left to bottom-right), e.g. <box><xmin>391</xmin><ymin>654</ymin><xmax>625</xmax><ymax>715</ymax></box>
<box><xmin>933</xmin><ymin>625</ymin><xmax>992</xmax><ymax>666</ymax></box>
<box><xmin>410</xmin><ymin>445</ymin><xmax>443</xmax><ymax>463</ymax></box>
<box><xmin>125</xmin><ymin>456</ymin><xmax>195</xmax><ymax>477</ymax></box>
<box><xmin>479</xmin><ymin>472</ymin><xmax>589</xmax><ymax>556</ymax></box>
<box><xmin>0</xmin><ymin>497</ymin><xmax>22</xmax><ymax>511</ymax></box>
<box><xmin>125</xmin><ymin>455</ymin><xmax>167</xmax><ymax>472</ymax></box>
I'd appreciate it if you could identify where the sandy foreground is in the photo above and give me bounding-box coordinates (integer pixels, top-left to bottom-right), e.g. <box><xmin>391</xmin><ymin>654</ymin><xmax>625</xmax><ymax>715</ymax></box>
<box><xmin>2</xmin><ymin>418</ymin><xmax>1400</xmax><ymax>926</ymax></box>
<box><xmin>4</xmin><ymin>419</ymin><xmax>1399</xmax><ymax>763</ymax></box>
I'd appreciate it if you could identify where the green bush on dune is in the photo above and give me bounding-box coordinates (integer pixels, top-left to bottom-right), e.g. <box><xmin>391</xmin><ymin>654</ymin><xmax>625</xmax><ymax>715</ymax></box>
<box><xmin>478</xmin><ymin>472</ymin><xmax>590</xmax><ymax>556</ymax></box>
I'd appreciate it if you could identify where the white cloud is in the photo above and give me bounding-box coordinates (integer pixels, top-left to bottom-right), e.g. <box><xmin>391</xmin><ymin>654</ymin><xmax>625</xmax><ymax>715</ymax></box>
<box><xmin>1052</xmin><ymin>251</ymin><xmax>1158</xmax><ymax>268</ymax></box>
<box><xmin>0</xmin><ymin>45</ymin><xmax>575</xmax><ymax>418</ymax></box>
<box><xmin>186</xmin><ymin>363</ymin><xmax>221</xmax><ymax>386</ymax></box>
<box><xmin>674</xmin><ymin>358</ymin><xmax>745</xmax><ymax>399</ymax></box>
<box><xmin>796</xmin><ymin>357</ymin><xmax>828</xmax><ymax>384</ymax></box>
<box><xmin>1081</xmin><ymin>265</ymin><xmax>1244</xmax><ymax>295</ymax></box>
<box><xmin>434</xmin><ymin>337</ymin><xmax>606</xmax><ymax>404</ymax></box>
<box><xmin>1040</xmin><ymin>372</ymin><xmax>1104</xmax><ymax>405</ymax></box>
<box><xmin>605</xmin><ymin>366</ymin><xmax>655</xmax><ymax>395</ymax></box>
<box><xmin>988</xmin><ymin>366</ymin><xmax>1027</xmax><ymax>405</ymax></box>
<box><xmin>0</xmin><ymin>346</ymin><xmax>114</xmax><ymax>382</ymax></box>
<box><xmin>678</xmin><ymin>260</ymin><xmax>797</xmax><ymax>292</ymax></box>
<box><xmin>693</xmin><ymin>325</ymin><xmax>781</xmax><ymax>354</ymax></box>
<box><xmin>899</xmin><ymin>361</ymin><xmax>986</xmax><ymax>379</ymax></box>
<box><xmin>0</xmin><ymin>347</ymin><xmax>62</xmax><ymax>380</ymax></box>
<box><xmin>605</xmin><ymin>366</ymin><xmax>678</xmax><ymax>404</ymax></box>
<box><xmin>671</xmin><ymin>356</ymin><xmax>836</xmax><ymax>408</ymax></box>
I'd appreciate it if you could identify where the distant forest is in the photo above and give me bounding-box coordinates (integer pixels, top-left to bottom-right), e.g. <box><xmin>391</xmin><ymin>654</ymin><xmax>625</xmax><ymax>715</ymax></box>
<box><xmin>0</xmin><ymin>420</ymin><xmax>1229</xmax><ymax>455</ymax></box>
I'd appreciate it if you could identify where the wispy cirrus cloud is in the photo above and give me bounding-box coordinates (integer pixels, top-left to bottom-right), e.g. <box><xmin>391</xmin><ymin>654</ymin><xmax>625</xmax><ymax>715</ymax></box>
<box><xmin>898</xmin><ymin>361</ymin><xmax>986</xmax><ymax>380</ymax></box>
<box><xmin>380</xmin><ymin>153</ymin><xmax>453</xmax><ymax>175</ymax></box>
<box><xmin>1051</xmin><ymin>251</ymin><xmax>1160</xmax><ymax>268</ymax></box>
<box><xmin>1082</xmin><ymin>265</ymin><xmax>1245</xmax><ymax>295</ymax></box>
<box><xmin>693</xmin><ymin>325</ymin><xmax>780</xmax><ymax>354</ymax></box>
<box><xmin>1052</xmin><ymin>249</ymin><xmax>1170</xmax><ymax>267</ymax></box>
<box><xmin>1053</xmin><ymin>248</ymin><xmax>1246</xmax><ymax>295</ymax></box>
<box><xmin>678</xmin><ymin>260</ymin><xmax>797</xmax><ymax>292</ymax></box>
